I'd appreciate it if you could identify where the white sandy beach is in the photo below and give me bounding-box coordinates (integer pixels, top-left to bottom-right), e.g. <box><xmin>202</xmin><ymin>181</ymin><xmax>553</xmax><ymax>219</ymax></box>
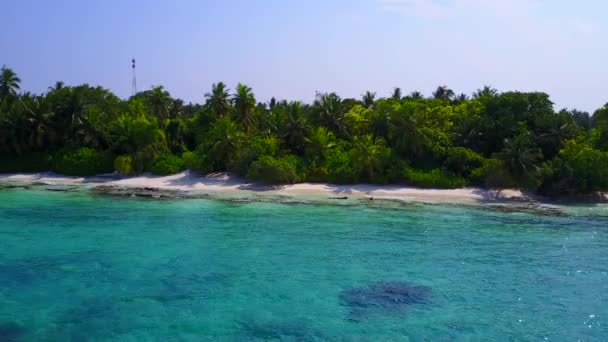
<box><xmin>0</xmin><ymin>171</ymin><xmax>529</xmax><ymax>204</ymax></box>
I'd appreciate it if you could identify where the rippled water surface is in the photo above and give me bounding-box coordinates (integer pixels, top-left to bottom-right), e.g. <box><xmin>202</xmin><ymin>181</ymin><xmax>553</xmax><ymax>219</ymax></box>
<box><xmin>0</xmin><ymin>189</ymin><xmax>607</xmax><ymax>341</ymax></box>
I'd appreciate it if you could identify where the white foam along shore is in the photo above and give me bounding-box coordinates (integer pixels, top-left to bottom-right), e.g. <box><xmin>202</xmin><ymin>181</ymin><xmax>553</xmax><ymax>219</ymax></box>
<box><xmin>0</xmin><ymin>171</ymin><xmax>529</xmax><ymax>204</ymax></box>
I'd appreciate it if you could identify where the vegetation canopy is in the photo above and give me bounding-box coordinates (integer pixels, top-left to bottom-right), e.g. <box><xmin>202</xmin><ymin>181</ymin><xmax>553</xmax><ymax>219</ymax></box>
<box><xmin>1</xmin><ymin>66</ymin><xmax>607</xmax><ymax>195</ymax></box>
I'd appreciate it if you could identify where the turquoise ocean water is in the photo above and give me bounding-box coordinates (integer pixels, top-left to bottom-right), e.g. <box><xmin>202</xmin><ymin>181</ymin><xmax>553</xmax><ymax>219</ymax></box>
<box><xmin>0</xmin><ymin>189</ymin><xmax>607</xmax><ymax>341</ymax></box>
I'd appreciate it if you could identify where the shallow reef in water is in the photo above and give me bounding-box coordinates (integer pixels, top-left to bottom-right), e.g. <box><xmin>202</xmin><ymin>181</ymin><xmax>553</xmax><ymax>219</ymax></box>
<box><xmin>339</xmin><ymin>281</ymin><xmax>432</xmax><ymax>321</ymax></box>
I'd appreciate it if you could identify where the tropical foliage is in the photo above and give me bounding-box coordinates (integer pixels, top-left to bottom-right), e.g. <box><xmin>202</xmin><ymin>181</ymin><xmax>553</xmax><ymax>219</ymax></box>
<box><xmin>1</xmin><ymin>66</ymin><xmax>607</xmax><ymax>195</ymax></box>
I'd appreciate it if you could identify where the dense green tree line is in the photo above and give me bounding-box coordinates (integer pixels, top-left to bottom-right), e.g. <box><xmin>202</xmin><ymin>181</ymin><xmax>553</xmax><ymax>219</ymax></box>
<box><xmin>2</xmin><ymin>65</ymin><xmax>608</xmax><ymax>196</ymax></box>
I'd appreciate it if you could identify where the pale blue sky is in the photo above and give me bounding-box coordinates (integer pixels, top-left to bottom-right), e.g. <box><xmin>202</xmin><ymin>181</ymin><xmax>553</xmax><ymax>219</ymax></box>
<box><xmin>1</xmin><ymin>0</ymin><xmax>606</xmax><ymax>112</ymax></box>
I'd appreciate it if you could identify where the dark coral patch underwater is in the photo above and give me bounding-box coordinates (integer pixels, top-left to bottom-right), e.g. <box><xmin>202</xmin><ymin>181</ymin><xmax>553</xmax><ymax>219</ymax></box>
<box><xmin>0</xmin><ymin>322</ymin><xmax>27</xmax><ymax>341</ymax></box>
<box><xmin>0</xmin><ymin>252</ymin><xmax>112</xmax><ymax>287</ymax></box>
<box><xmin>238</xmin><ymin>318</ymin><xmax>326</xmax><ymax>341</ymax></box>
<box><xmin>339</xmin><ymin>281</ymin><xmax>432</xmax><ymax>321</ymax></box>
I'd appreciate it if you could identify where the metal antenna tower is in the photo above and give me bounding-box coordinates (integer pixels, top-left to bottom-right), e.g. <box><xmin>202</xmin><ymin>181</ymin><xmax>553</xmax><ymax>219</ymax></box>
<box><xmin>131</xmin><ymin>58</ymin><xmax>137</xmax><ymax>95</ymax></box>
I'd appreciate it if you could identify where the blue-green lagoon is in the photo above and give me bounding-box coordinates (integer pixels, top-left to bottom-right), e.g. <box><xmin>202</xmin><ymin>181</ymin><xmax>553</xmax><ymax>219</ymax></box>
<box><xmin>1</xmin><ymin>189</ymin><xmax>607</xmax><ymax>341</ymax></box>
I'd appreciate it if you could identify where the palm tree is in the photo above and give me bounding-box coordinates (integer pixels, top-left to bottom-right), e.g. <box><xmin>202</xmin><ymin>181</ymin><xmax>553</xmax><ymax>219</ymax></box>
<box><xmin>55</xmin><ymin>86</ymin><xmax>118</xmax><ymax>149</ymax></box>
<box><xmin>282</xmin><ymin>101</ymin><xmax>308</xmax><ymax>153</ymax></box>
<box><xmin>455</xmin><ymin>93</ymin><xmax>469</xmax><ymax>102</ymax></box>
<box><xmin>305</xmin><ymin>126</ymin><xmax>335</xmax><ymax>162</ymax></box>
<box><xmin>370</xmin><ymin>109</ymin><xmax>390</xmax><ymax>140</ymax></box>
<box><xmin>233</xmin><ymin>83</ymin><xmax>256</xmax><ymax>132</ymax></box>
<box><xmin>0</xmin><ymin>111</ymin><xmax>24</xmax><ymax>154</ymax></box>
<box><xmin>108</xmin><ymin>113</ymin><xmax>160</xmax><ymax>156</ymax></box>
<box><xmin>0</xmin><ymin>93</ymin><xmax>56</xmax><ymax>154</ymax></box>
<box><xmin>269</xmin><ymin>97</ymin><xmax>277</xmax><ymax>110</ymax></box>
<box><xmin>392</xmin><ymin>87</ymin><xmax>402</xmax><ymax>100</ymax></box>
<box><xmin>362</xmin><ymin>91</ymin><xmax>376</xmax><ymax>109</ymax></box>
<box><xmin>409</xmin><ymin>91</ymin><xmax>424</xmax><ymax>100</ymax></box>
<box><xmin>149</xmin><ymin>86</ymin><xmax>171</xmax><ymax>125</ymax></box>
<box><xmin>0</xmin><ymin>98</ymin><xmax>28</xmax><ymax>154</ymax></box>
<box><xmin>205</xmin><ymin>82</ymin><xmax>231</xmax><ymax>118</ymax></box>
<box><xmin>0</xmin><ymin>114</ymin><xmax>14</xmax><ymax>153</ymax></box>
<box><xmin>209</xmin><ymin>116</ymin><xmax>244</xmax><ymax>170</ymax></box>
<box><xmin>48</xmin><ymin>81</ymin><xmax>64</xmax><ymax>92</ymax></box>
<box><xmin>170</xmin><ymin>98</ymin><xmax>184</xmax><ymax>118</ymax></box>
<box><xmin>312</xmin><ymin>92</ymin><xmax>345</xmax><ymax>136</ymax></box>
<box><xmin>0</xmin><ymin>66</ymin><xmax>21</xmax><ymax>99</ymax></box>
<box><xmin>165</xmin><ymin>119</ymin><xmax>186</xmax><ymax>154</ymax></box>
<box><xmin>432</xmin><ymin>86</ymin><xmax>455</xmax><ymax>101</ymax></box>
<box><xmin>497</xmin><ymin>131</ymin><xmax>543</xmax><ymax>181</ymax></box>
<box><xmin>569</xmin><ymin>109</ymin><xmax>592</xmax><ymax>132</ymax></box>
<box><xmin>390</xmin><ymin>107</ymin><xmax>429</xmax><ymax>158</ymax></box>
<box><xmin>473</xmin><ymin>85</ymin><xmax>498</xmax><ymax>99</ymax></box>
<box><xmin>536</xmin><ymin>112</ymin><xmax>577</xmax><ymax>159</ymax></box>
<box><xmin>23</xmin><ymin>96</ymin><xmax>54</xmax><ymax>150</ymax></box>
<box><xmin>353</xmin><ymin>134</ymin><xmax>387</xmax><ymax>181</ymax></box>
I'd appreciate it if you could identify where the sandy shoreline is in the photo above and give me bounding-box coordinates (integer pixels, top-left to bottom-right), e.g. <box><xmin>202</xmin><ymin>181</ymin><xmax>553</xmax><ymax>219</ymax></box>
<box><xmin>0</xmin><ymin>171</ymin><xmax>529</xmax><ymax>204</ymax></box>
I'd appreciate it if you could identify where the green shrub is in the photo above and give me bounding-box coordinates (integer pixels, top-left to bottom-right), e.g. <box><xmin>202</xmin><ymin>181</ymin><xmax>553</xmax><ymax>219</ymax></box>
<box><xmin>0</xmin><ymin>152</ymin><xmax>52</xmax><ymax>173</ymax></box>
<box><xmin>470</xmin><ymin>158</ymin><xmax>516</xmax><ymax>189</ymax></box>
<box><xmin>229</xmin><ymin>136</ymin><xmax>280</xmax><ymax>176</ymax></box>
<box><xmin>52</xmin><ymin>148</ymin><xmax>113</xmax><ymax>176</ymax></box>
<box><xmin>404</xmin><ymin>168</ymin><xmax>466</xmax><ymax>189</ymax></box>
<box><xmin>134</xmin><ymin>145</ymin><xmax>166</xmax><ymax>173</ymax></box>
<box><xmin>150</xmin><ymin>154</ymin><xmax>185</xmax><ymax>175</ymax></box>
<box><xmin>300</xmin><ymin>160</ymin><xmax>326</xmax><ymax>183</ymax></box>
<box><xmin>443</xmin><ymin>147</ymin><xmax>484</xmax><ymax>176</ymax></box>
<box><xmin>247</xmin><ymin>155</ymin><xmax>302</xmax><ymax>184</ymax></box>
<box><xmin>182</xmin><ymin>150</ymin><xmax>211</xmax><ymax>174</ymax></box>
<box><xmin>385</xmin><ymin>158</ymin><xmax>408</xmax><ymax>183</ymax></box>
<box><xmin>114</xmin><ymin>155</ymin><xmax>136</xmax><ymax>175</ymax></box>
<box><xmin>303</xmin><ymin>142</ymin><xmax>360</xmax><ymax>184</ymax></box>
<box><xmin>539</xmin><ymin>140</ymin><xmax>608</xmax><ymax>195</ymax></box>
<box><xmin>325</xmin><ymin>149</ymin><xmax>359</xmax><ymax>184</ymax></box>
